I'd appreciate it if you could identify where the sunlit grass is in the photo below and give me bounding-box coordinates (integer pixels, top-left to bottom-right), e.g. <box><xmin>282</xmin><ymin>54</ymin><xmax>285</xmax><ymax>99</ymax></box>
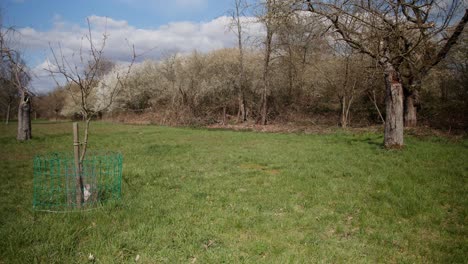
<box><xmin>0</xmin><ymin>121</ymin><xmax>466</xmax><ymax>263</ymax></box>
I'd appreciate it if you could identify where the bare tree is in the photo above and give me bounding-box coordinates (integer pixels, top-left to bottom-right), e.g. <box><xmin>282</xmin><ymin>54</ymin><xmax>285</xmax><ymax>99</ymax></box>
<box><xmin>400</xmin><ymin>4</ymin><xmax>468</xmax><ymax>127</ymax></box>
<box><xmin>229</xmin><ymin>0</ymin><xmax>249</xmax><ymax>123</ymax></box>
<box><xmin>304</xmin><ymin>0</ymin><xmax>468</xmax><ymax>148</ymax></box>
<box><xmin>257</xmin><ymin>0</ymin><xmax>287</xmax><ymax>125</ymax></box>
<box><xmin>47</xmin><ymin>18</ymin><xmax>135</xmax><ymax>206</ymax></box>
<box><xmin>0</xmin><ymin>23</ymin><xmax>32</xmax><ymax>140</ymax></box>
<box><xmin>48</xmin><ymin>19</ymin><xmax>135</xmax><ymax>161</ymax></box>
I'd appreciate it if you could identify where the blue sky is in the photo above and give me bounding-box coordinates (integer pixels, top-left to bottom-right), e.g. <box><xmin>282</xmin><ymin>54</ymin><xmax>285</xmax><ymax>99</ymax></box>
<box><xmin>1</xmin><ymin>0</ymin><xmax>260</xmax><ymax>93</ymax></box>
<box><xmin>3</xmin><ymin>0</ymin><xmax>231</xmax><ymax>30</ymax></box>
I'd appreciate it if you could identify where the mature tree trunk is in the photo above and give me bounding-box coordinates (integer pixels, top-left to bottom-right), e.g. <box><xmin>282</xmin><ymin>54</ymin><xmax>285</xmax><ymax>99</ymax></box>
<box><xmin>404</xmin><ymin>89</ymin><xmax>418</xmax><ymax>127</ymax></box>
<box><xmin>383</xmin><ymin>63</ymin><xmax>404</xmax><ymax>148</ymax></box>
<box><xmin>17</xmin><ymin>91</ymin><xmax>32</xmax><ymax>141</ymax></box>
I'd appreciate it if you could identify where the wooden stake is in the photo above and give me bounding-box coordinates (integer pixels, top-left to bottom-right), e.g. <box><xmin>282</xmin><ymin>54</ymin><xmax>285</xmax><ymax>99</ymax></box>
<box><xmin>73</xmin><ymin>122</ymin><xmax>83</xmax><ymax>208</ymax></box>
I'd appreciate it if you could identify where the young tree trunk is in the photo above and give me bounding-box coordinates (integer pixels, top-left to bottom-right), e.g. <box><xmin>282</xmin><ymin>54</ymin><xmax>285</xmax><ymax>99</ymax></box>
<box><xmin>5</xmin><ymin>102</ymin><xmax>11</xmax><ymax>125</ymax></box>
<box><xmin>17</xmin><ymin>91</ymin><xmax>32</xmax><ymax>141</ymax></box>
<box><xmin>260</xmin><ymin>90</ymin><xmax>268</xmax><ymax>125</ymax></box>
<box><xmin>287</xmin><ymin>45</ymin><xmax>294</xmax><ymax>105</ymax></box>
<box><xmin>236</xmin><ymin>36</ymin><xmax>246</xmax><ymax>123</ymax></box>
<box><xmin>383</xmin><ymin>64</ymin><xmax>404</xmax><ymax>148</ymax></box>
<box><xmin>237</xmin><ymin>92</ymin><xmax>246</xmax><ymax>123</ymax></box>
<box><xmin>340</xmin><ymin>95</ymin><xmax>354</xmax><ymax>128</ymax></box>
<box><xmin>404</xmin><ymin>89</ymin><xmax>418</xmax><ymax>127</ymax></box>
<box><xmin>340</xmin><ymin>96</ymin><xmax>347</xmax><ymax>128</ymax></box>
<box><xmin>368</xmin><ymin>90</ymin><xmax>385</xmax><ymax>124</ymax></box>
<box><xmin>261</xmin><ymin>23</ymin><xmax>273</xmax><ymax>126</ymax></box>
<box><xmin>73</xmin><ymin>122</ymin><xmax>83</xmax><ymax>208</ymax></box>
<box><xmin>222</xmin><ymin>106</ymin><xmax>227</xmax><ymax>125</ymax></box>
<box><xmin>233</xmin><ymin>0</ymin><xmax>247</xmax><ymax>123</ymax></box>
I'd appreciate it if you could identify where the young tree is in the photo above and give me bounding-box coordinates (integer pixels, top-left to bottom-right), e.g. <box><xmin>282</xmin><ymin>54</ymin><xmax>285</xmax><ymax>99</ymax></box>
<box><xmin>257</xmin><ymin>0</ymin><xmax>286</xmax><ymax>125</ymax></box>
<box><xmin>230</xmin><ymin>0</ymin><xmax>249</xmax><ymax>123</ymax></box>
<box><xmin>315</xmin><ymin>45</ymin><xmax>367</xmax><ymax>128</ymax></box>
<box><xmin>304</xmin><ymin>0</ymin><xmax>468</xmax><ymax>148</ymax></box>
<box><xmin>47</xmin><ymin>19</ymin><xmax>135</xmax><ymax>206</ymax></box>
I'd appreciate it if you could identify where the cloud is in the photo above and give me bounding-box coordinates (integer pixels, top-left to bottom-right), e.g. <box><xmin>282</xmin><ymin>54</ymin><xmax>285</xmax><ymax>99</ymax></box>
<box><xmin>116</xmin><ymin>0</ymin><xmax>209</xmax><ymax>13</ymax></box>
<box><xmin>18</xmin><ymin>15</ymin><xmax>264</xmax><ymax>93</ymax></box>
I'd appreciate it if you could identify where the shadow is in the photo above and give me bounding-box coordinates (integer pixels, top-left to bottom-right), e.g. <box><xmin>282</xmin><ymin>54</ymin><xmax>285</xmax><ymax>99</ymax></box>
<box><xmin>32</xmin><ymin>120</ymin><xmax>74</xmax><ymax>125</ymax></box>
<box><xmin>347</xmin><ymin>136</ymin><xmax>384</xmax><ymax>149</ymax></box>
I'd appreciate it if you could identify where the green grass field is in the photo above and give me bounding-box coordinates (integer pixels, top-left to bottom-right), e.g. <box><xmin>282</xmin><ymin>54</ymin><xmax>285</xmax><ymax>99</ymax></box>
<box><xmin>0</xmin><ymin>121</ymin><xmax>466</xmax><ymax>263</ymax></box>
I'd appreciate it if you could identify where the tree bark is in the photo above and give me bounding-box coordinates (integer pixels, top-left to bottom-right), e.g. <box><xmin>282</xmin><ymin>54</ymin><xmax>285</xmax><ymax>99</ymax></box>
<box><xmin>17</xmin><ymin>91</ymin><xmax>32</xmax><ymax>141</ymax></box>
<box><xmin>383</xmin><ymin>63</ymin><xmax>404</xmax><ymax>148</ymax></box>
<box><xmin>404</xmin><ymin>89</ymin><xmax>418</xmax><ymax>127</ymax></box>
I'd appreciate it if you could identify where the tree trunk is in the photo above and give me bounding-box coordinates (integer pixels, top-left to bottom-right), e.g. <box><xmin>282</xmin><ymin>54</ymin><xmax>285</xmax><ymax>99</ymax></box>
<box><xmin>222</xmin><ymin>106</ymin><xmax>227</xmax><ymax>125</ymax></box>
<box><xmin>234</xmin><ymin>0</ymin><xmax>247</xmax><ymax>123</ymax></box>
<box><xmin>17</xmin><ymin>92</ymin><xmax>32</xmax><ymax>141</ymax></box>
<box><xmin>383</xmin><ymin>64</ymin><xmax>404</xmax><ymax>148</ymax></box>
<box><xmin>260</xmin><ymin>91</ymin><xmax>268</xmax><ymax>125</ymax></box>
<box><xmin>340</xmin><ymin>95</ymin><xmax>354</xmax><ymax>128</ymax></box>
<box><xmin>238</xmin><ymin>92</ymin><xmax>246</xmax><ymax>122</ymax></box>
<box><xmin>368</xmin><ymin>90</ymin><xmax>385</xmax><ymax>124</ymax></box>
<box><xmin>261</xmin><ymin>21</ymin><xmax>273</xmax><ymax>126</ymax></box>
<box><xmin>5</xmin><ymin>102</ymin><xmax>11</xmax><ymax>125</ymax></box>
<box><xmin>404</xmin><ymin>89</ymin><xmax>418</xmax><ymax>127</ymax></box>
<box><xmin>73</xmin><ymin>122</ymin><xmax>83</xmax><ymax>208</ymax></box>
<box><xmin>340</xmin><ymin>96</ymin><xmax>347</xmax><ymax>128</ymax></box>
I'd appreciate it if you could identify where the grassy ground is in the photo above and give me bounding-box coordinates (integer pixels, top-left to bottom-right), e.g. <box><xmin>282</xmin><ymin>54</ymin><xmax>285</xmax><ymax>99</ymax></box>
<box><xmin>0</xmin><ymin>121</ymin><xmax>466</xmax><ymax>263</ymax></box>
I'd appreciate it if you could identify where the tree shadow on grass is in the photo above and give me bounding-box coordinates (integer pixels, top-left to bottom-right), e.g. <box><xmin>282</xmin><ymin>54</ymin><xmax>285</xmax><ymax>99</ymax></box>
<box><xmin>346</xmin><ymin>136</ymin><xmax>384</xmax><ymax>149</ymax></box>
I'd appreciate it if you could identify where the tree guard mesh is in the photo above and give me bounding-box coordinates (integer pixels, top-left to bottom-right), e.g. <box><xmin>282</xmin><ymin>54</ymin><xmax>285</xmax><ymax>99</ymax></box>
<box><xmin>33</xmin><ymin>152</ymin><xmax>122</xmax><ymax>211</ymax></box>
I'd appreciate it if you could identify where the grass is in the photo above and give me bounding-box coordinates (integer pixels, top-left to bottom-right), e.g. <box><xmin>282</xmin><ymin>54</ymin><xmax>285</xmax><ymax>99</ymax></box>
<box><xmin>0</xmin><ymin>121</ymin><xmax>466</xmax><ymax>263</ymax></box>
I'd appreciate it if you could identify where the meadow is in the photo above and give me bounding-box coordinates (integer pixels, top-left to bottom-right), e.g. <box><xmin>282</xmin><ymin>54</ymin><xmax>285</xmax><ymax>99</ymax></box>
<box><xmin>0</xmin><ymin>121</ymin><xmax>466</xmax><ymax>263</ymax></box>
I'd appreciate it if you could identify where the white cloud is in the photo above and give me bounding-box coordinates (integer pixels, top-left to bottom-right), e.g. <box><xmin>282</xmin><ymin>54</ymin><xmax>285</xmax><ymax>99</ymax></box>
<box><xmin>19</xmin><ymin>15</ymin><xmax>264</xmax><ymax>93</ymax></box>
